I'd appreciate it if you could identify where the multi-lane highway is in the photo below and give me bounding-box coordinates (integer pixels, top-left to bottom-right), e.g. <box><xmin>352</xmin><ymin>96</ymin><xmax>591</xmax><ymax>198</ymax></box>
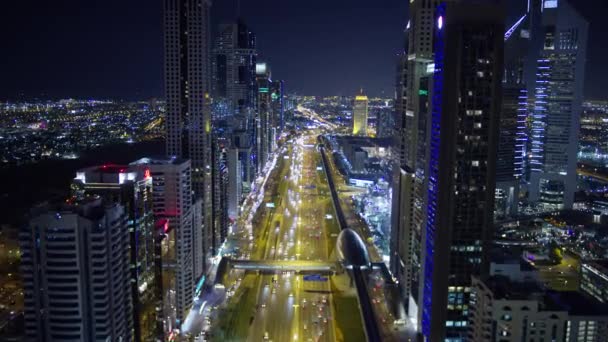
<box><xmin>206</xmin><ymin>132</ymin><xmax>353</xmax><ymax>342</ymax></box>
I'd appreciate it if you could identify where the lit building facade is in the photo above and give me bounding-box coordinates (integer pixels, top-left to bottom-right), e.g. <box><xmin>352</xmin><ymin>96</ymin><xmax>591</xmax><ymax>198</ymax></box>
<box><xmin>419</xmin><ymin>3</ymin><xmax>503</xmax><ymax>340</ymax></box>
<box><xmin>164</xmin><ymin>0</ymin><xmax>213</xmax><ymax>270</ymax></box>
<box><xmin>495</xmin><ymin>4</ymin><xmax>538</xmax><ymax>219</ymax></box>
<box><xmin>71</xmin><ymin>164</ymin><xmax>158</xmax><ymax>341</ymax></box>
<box><xmin>390</xmin><ymin>0</ymin><xmax>454</xmax><ymax>330</ymax></box>
<box><xmin>256</xmin><ymin>62</ymin><xmax>272</xmax><ymax>172</ymax></box>
<box><xmin>376</xmin><ymin>107</ymin><xmax>395</xmax><ymax>139</ymax></box>
<box><xmin>131</xmin><ymin>158</ymin><xmax>204</xmax><ymax>328</ymax></box>
<box><xmin>528</xmin><ymin>0</ymin><xmax>588</xmax><ymax>211</ymax></box>
<box><xmin>20</xmin><ymin>198</ymin><xmax>132</xmax><ymax>341</ymax></box>
<box><xmin>212</xmin><ymin>18</ymin><xmax>257</xmax><ymax>124</ymax></box>
<box><xmin>271</xmin><ymin>79</ymin><xmax>285</xmax><ymax>133</ymax></box>
<box><xmin>352</xmin><ymin>91</ymin><xmax>368</xmax><ymax>136</ymax></box>
<box><xmin>226</xmin><ymin>148</ymin><xmax>242</xmax><ymax>222</ymax></box>
<box><xmin>211</xmin><ymin>137</ymin><xmax>230</xmax><ymax>253</ymax></box>
<box><xmin>470</xmin><ymin>276</ymin><xmax>608</xmax><ymax>342</ymax></box>
<box><xmin>580</xmin><ymin>262</ymin><xmax>608</xmax><ymax>304</ymax></box>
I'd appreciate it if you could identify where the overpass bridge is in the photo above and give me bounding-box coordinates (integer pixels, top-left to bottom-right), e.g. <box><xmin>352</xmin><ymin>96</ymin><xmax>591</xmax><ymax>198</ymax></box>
<box><xmin>227</xmin><ymin>259</ymin><xmax>337</xmax><ymax>274</ymax></box>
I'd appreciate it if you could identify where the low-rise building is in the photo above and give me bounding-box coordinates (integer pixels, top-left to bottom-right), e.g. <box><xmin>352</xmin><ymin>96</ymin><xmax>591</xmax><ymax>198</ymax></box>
<box><xmin>470</xmin><ymin>276</ymin><xmax>608</xmax><ymax>341</ymax></box>
<box><xmin>581</xmin><ymin>261</ymin><xmax>608</xmax><ymax>304</ymax></box>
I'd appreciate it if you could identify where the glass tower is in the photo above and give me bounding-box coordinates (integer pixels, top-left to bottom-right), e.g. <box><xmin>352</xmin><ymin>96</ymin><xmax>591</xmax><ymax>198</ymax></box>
<box><xmin>528</xmin><ymin>0</ymin><xmax>588</xmax><ymax>211</ymax></box>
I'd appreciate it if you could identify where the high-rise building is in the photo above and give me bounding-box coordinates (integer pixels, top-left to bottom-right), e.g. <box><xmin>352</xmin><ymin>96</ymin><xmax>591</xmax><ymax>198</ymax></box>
<box><xmin>164</xmin><ymin>0</ymin><xmax>213</xmax><ymax>270</ymax></box>
<box><xmin>231</xmin><ymin>130</ymin><xmax>255</xmax><ymax>192</ymax></box>
<box><xmin>130</xmin><ymin>158</ymin><xmax>204</xmax><ymax>327</ymax></box>
<box><xmin>390</xmin><ymin>0</ymin><xmax>451</xmax><ymax>328</ymax></box>
<box><xmin>211</xmin><ymin>137</ymin><xmax>230</xmax><ymax>253</ymax></box>
<box><xmin>226</xmin><ymin>148</ymin><xmax>242</xmax><ymax>222</ymax></box>
<box><xmin>391</xmin><ymin>1</ymin><xmax>503</xmax><ymax>340</ymax></box>
<box><xmin>71</xmin><ymin>165</ymin><xmax>158</xmax><ymax>341</ymax></box>
<box><xmin>256</xmin><ymin>62</ymin><xmax>272</xmax><ymax>172</ymax></box>
<box><xmin>376</xmin><ymin>107</ymin><xmax>395</xmax><ymax>139</ymax></box>
<box><xmin>212</xmin><ymin>18</ymin><xmax>257</xmax><ymax>123</ymax></box>
<box><xmin>211</xmin><ymin>19</ymin><xmax>257</xmax><ymax>201</ymax></box>
<box><xmin>494</xmin><ymin>2</ymin><xmax>540</xmax><ymax>219</ymax></box>
<box><xmin>418</xmin><ymin>3</ymin><xmax>504</xmax><ymax>340</ymax></box>
<box><xmin>271</xmin><ymin>80</ymin><xmax>285</xmax><ymax>133</ymax></box>
<box><xmin>528</xmin><ymin>0</ymin><xmax>588</xmax><ymax>211</ymax></box>
<box><xmin>495</xmin><ymin>85</ymin><xmax>527</xmax><ymax>219</ymax></box>
<box><xmin>352</xmin><ymin>90</ymin><xmax>369</xmax><ymax>136</ymax></box>
<box><xmin>20</xmin><ymin>198</ymin><xmax>132</xmax><ymax>341</ymax></box>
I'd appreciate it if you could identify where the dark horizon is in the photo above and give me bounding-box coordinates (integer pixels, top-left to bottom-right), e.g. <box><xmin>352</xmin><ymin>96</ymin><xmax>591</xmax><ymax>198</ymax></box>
<box><xmin>0</xmin><ymin>0</ymin><xmax>607</xmax><ymax>100</ymax></box>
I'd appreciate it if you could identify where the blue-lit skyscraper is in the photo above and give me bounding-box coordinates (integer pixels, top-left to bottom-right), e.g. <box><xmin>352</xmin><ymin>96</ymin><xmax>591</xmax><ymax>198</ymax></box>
<box><xmin>495</xmin><ymin>1</ymin><xmax>540</xmax><ymax>219</ymax></box>
<box><xmin>419</xmin><ymin>2</ymin><xmax>504</xmax><ymax>340</ymax></box>
<box><xmin>390</xmin><ymin>0</ymin><xmax>450</xmax><ymax>327</ymax></box>
<box><xmin>528</xmin><ymin>0</ymin><xmax>588</xmax><ymax>210</ymax></box>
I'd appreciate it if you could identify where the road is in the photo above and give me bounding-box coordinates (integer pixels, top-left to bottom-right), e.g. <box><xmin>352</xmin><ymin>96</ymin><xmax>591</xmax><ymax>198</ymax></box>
<box><xmin>536</xmin><ymin>252</ymin><xmax>580</xmax><ymax>291</ymax></box>
<box><xmin>209</xmin><ymin>132</ymin><xmax>349</xmax><ymax>342</ymax></box>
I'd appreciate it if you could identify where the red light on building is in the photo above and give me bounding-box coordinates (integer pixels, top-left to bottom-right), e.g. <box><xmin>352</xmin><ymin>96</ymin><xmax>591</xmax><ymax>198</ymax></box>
<box><xmin>144</xmin><ymin>169</ymin><xmax>151</xmax><ymax>179</ymax></box>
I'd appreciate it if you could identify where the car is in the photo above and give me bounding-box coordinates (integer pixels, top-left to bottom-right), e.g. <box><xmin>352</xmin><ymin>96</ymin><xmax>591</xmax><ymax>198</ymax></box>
<box><xmin>264</xmin><ymin>332</ymin><xmax>270</xmax><ymax>340</ymax></box>
<box><xmin>289</xmin><ymin>293</ymin><xmax>294</xmax><ymax>298</ymax></box>
<box><xmin>261</xmin><ymin>303</ymin><xmax>266</xmax><ymax>308</ymax></box>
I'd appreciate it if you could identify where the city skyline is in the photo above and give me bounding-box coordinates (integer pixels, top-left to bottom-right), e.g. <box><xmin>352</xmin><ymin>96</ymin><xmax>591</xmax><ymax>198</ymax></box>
<box><xmin>1</xmin><ymin>0</ymin><xmax>607</xmax><ymax>99</ymax></box>
<box><xmin>3</xmin><ymin>0</ymin><xmax>608</xmax><ymax>341</ymax></box>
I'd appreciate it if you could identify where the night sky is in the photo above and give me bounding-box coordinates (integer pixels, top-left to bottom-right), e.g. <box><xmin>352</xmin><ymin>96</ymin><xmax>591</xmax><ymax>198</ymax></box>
<box><xmin>0</xmin><ymin>0</ymin><xmax>606</xmax><ymax>100</ymax></box>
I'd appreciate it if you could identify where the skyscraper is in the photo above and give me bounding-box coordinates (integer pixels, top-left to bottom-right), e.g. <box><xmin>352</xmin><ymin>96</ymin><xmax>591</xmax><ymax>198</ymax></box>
<box><xmin>212</xmin><ymin>18</ymin><xmax>257</xmax><ymax>122</ymax></box>
<box><xmin>419</xmin><ymin>3</ymin><xmax>504</xmax><ymax>340</ymax></box>
<box><xmin>391</xmin><ymin>0</ymin><xmax>504</xmax><ymax>339</ymax></box>
<box><xmin>390</xmin><ymin>0</ymin><xmax>452</xmax><ymax>327</ymax></box>
<box><xmin>352</xmin><ymin>90</ymin><xmax>369</xmax><ymax>136</ymax></box>
<box><xmin>271</xmin><ymin>79</ymin><xmax>285</xmax><ymax>133</ymax></box>
<box><xmin>494</xmin><ymin>6</ymin><xmax>537</xmax><ymax>219</ymax></box>
<box><xmin>376</xmin><ymin>107</ymin><xmax>395</xmax><ymax>139</ymax></box>
<box><xmin>226</xmin><ymin>148</ymin><xmax>242</xmax><ymax>222</ymax></box>
<box><xmin>20</xmin><ymin>198</ymin><xmax>132</xmax><ymax>341</ymax></box>
<box><xmin>72</xmin><ymin>165</ymin><xmax>158</xmax><ymax>341</ymax></box>
<box><xmin>131</xmin><ymin>158</ymin><xmax>204</xmax><ymax>327</ymax></box>
<box><xmin>211</xmin><ymin>137</ymin><xmax>230</xmax><ymax>253</ymax></box>
<box><xmin>528</xmin><ymin>0</ymin><xmax>588</xmax><ymax>211</ymax></box>
<box><xmin>164</xmin><ymin>0</ymin><xmax>213</xmax><ymax>270</ymax></box>
<box><xmin>256</xmin><ymin>62</ymin><xmax>272</xmax><ymax>172</ymax></box>
<box><xmin>211</xmin><ymin>18</ymin><xmax>257</xmax><ymax>201</ymax></box>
